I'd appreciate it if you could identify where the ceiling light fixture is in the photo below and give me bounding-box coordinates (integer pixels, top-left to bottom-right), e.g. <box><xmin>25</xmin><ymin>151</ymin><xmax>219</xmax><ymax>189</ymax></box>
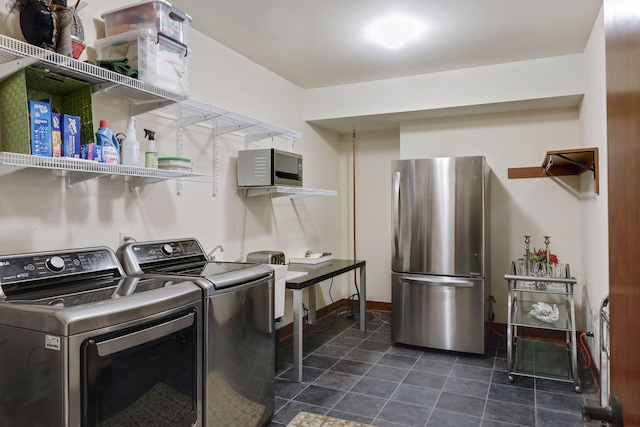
<box><xmin>366</xmin><ymin>14</ymin><xmax>426</xmax><ymax>49</ymax></box>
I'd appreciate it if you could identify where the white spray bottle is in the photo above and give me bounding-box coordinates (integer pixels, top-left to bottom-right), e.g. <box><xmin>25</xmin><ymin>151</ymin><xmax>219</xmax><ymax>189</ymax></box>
<box><xmin>121</xmin><ymin>117</ymin><xmax>141</xmax><ymax>166</ymax></box>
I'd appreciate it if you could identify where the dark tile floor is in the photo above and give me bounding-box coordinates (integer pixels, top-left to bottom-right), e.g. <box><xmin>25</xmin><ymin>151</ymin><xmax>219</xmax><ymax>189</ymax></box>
<box><xmin>269</xmin><ymin>311</ymin><xmax>600</xmax><ymax>427</ymax></box>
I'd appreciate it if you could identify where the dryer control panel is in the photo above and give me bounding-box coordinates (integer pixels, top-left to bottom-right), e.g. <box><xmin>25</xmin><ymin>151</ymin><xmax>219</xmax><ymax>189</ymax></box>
<box><xmin>118</xmin><ymin>238</ymin><xmax>208</xmax><ymax>274</ymax></box>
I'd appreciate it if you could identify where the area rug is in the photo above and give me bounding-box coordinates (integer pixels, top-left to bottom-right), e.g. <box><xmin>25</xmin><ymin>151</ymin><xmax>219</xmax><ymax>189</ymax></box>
<box><xmin>286</xmin><ymin>411</ymin><xmax>376</xmax><ymax>427</ymax></box>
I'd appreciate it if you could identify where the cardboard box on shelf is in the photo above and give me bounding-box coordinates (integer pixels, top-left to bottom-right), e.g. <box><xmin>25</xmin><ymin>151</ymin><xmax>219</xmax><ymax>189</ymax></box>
<box><xmin>0</xmin><ymin>68</ymin><xmax>94</xmax><ymax>155</ymax></box>
<box><xmin>62</xmin><ymin>114</ymin><xmax>81</xmax><ymax>158</ymax></box>
<box><xmin>28</xmin><ymin>100</ymin><xmax>52</xmax><ymax>157</ymax></box>
<box><xmin>51</xmin><ymin>112</ymin><xmax>61</xmax><ymax>157</ymax></box>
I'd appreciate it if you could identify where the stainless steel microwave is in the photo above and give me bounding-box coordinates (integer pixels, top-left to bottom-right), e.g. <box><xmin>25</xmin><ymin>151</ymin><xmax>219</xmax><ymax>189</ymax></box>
<box><xmin>237</xmin><ymin>148</ymin><xmax>302</xmax><ymax>187</ymax></box>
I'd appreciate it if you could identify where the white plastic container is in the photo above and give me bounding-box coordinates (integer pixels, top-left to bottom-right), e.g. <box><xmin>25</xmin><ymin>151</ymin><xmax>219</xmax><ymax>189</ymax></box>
<box><xmin>157</xmin><ymin>157</ymin><xmax>192</xmax><ymax>172</ymax></box>
<box><xmin>95</xmin><ymin>28</ymin><xmax>189</xmax><ymax>96</ymax></box>
<box><xmin>101</xmin><ymin>0</ymin><xmax>191</xmax><ymax>45</ymax></box>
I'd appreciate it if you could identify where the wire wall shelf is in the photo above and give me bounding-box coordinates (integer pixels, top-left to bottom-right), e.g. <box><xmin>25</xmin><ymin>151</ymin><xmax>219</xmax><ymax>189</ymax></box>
<box><xmin>0</xmin><ymin>35</ymin><xmax>186</xmax><ymax>113</ymax></box>
<box><xmin>161</xmin><ymin>98</ymin><xmax>301</xmax><ymax>143</ymax></box>
<box><xmin>0</xmin><ymin>36</ymin><xmax>304</xmax><ymax>195</ymax></box>
<box><xmin>0</xmin><ymin>152</ymin><xmax>210</xmax><ymax>189</ymax></box>
<box><xmin>242</xmin><ymin>186</ymin><xmax>337</xmax><ymax>199</ymax></box>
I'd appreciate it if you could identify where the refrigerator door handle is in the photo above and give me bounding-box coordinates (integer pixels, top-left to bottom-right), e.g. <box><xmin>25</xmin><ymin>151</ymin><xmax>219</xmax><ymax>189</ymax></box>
<box><xmin>399</xmin><ymin>277</ymin><xmax>474</xmax><ymax>288</ymax></box>
<box><xmin>393</xmin><ymin>171</ymin><xmax>401</xmax><ymax>256</ymax></box>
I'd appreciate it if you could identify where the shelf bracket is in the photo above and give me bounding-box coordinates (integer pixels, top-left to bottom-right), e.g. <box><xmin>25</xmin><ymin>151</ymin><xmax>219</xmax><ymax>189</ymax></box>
<box><xmin>128</xmin><ymin>176</ymin><xmax>168</xmax><ymax>190</ymax></box>
<box><xmin>175</xmin><ymin>113</ymin><xmax>184</xmax><ymax>196</ymax></box>
<box><xmin>63</xmin><ymin>171</ymin><xmax>108</xmax><ymax>189</ymax></box>
<box><xmin>551</xmin><ymin>153</ymin><xmax>595</xmax><ymax>174</ymax></box>
<box><xmin>130</xmin><ymin>99</ymin><xmax>178</xmax><ymax>116</ymax></box>
<box><xmin>179</xmin><ymin>112</ymin><xmax>224</xmax><ymax>128</ymax></box>
<box><xmin>0</xmin><ymin>57</ymin><xmax>39</xmax><ymax>80</ymax></box>
<box><xmin>508</xmin><ymin>147</ymin><xmax>599</xmax><ymax>194</ymax></box>
<box><xmin>245</xmin><ymin>131</ymin><xmax>285</xmax><ymax>144</ymax></box>
<box><xmin>212</xmin><ymin>127</ymin><xmax>219</xmax><ymax>196</ymax></box>
<box><xmin>218</xmin><ymin>122</ymin><xmax>255</xmax><ymax>139</ymax></box>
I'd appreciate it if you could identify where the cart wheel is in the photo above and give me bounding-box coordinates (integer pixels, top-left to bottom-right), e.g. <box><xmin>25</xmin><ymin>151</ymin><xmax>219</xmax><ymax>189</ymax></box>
<box><xmin>508</xmin><ymin>375</ymin><xmax>514</xmax><ymax>383</ymax></box>
<box><xmin>574</xmin><ymin>385</ymin><xmax>581</xmax><ymax>393</ymax></box>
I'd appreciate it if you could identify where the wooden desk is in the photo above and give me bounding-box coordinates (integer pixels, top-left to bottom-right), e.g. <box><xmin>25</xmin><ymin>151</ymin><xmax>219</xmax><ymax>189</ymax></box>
<box><xmin>286</xmin><ymin>259</ymin><xmax>366</xmax><ymax>382</ymax></box>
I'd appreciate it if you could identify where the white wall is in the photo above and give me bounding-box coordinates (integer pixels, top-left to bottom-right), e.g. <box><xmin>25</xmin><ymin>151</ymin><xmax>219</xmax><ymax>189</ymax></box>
<box><xmin>304</xmin><ymin>54</ymin><xmax>586</xmax><ymax>123</ymax></box>
<box><xmin>342</xmin><ymin>129</ymin><xmax>400</xmax><ymax>303</ymax></box>
<box><xmin>0</xmin><ymin>0</ymin><xmax>350</xmax><ymax>326</ymax></box>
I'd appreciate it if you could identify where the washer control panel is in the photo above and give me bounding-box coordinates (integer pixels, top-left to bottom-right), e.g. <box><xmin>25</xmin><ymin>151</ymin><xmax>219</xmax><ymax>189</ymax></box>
<box><xmin>125</xmin><ymin>239</ymin><xmax>205</xmax><ymax>265</ymax></box>
<box><xmin>0</xmin><ymin>248</ymin><xmax>120</xmax><ymax>286</ymax></box>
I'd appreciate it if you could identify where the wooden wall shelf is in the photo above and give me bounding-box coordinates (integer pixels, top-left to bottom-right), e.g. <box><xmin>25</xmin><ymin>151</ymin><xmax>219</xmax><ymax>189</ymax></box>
<box><xmin>508</xmin><ymin>147</ymin><xmax>599</xmax><ymax>194</ymax></box>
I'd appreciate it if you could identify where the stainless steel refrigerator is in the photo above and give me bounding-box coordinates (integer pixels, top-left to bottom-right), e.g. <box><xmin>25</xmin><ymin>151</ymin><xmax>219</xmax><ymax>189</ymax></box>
<box><xmin>391</xmin><ymin>156</ymin><xmax>489</xmax><ymax>354</ymax></box>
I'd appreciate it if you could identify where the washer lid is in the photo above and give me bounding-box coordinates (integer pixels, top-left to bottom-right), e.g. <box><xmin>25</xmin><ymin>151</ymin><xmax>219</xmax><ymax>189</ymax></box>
<box><xmin>0</xmin><ymin>276</ymin><xmax>202</xmax><ymax>335</ymax></box>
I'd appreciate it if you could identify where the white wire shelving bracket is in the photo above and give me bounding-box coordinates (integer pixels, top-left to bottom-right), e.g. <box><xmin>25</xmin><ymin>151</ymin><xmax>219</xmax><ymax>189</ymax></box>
<box><xmin>161</xmin><ymin>98</ymin><xmax>301</xmax><ymax>141</ymax></box>
<box><xmin>0</xmin><ymin>152</ymin><xmax>210</xmax><ymax>190</ymax></box>
<box><xmin>0</xmin><ymin>35</ymin><xmax>186</xmax><ymax>113</ymax></box>
<box><xmin>0</xmin><ymin>36</ymin><xmax>305</xmax><ymax>196</ymax></box>
<box><xmin>160</xmin><ymin>99</ymin><xmax>302</xmax><ymax>196</ymax></box>
<box><xmin>241</xmin><ymin>186</ymin><xmax>337</xmax><ymax>199</ymax></box>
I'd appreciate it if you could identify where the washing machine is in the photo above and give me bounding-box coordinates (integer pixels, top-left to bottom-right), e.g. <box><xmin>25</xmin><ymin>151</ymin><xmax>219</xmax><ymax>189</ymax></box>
<box><xmin>0</xmin><ymin>246</ymin><xmax>203</xmax><ymax>427</ymax></box>
<box><xmin>117</xmin><ymin>238</ymin><xmax>274</xmax><ymax>427</ymax></box>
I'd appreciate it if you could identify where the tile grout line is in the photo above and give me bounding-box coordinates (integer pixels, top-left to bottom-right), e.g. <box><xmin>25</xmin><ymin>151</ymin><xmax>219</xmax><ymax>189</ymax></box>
<box><xmin>331</xmin><ymin>317</ymin><xmax>421</xmax><ymax>426</ymax></box>
<box><xmin>481</xmin><ymin>339</ymin><xmax>500</xmax><ymax>425</ymax></box>
<box><xmin>274</xmin><ymin>315</ymin><xmax>593</xmax><ymax>426</ymax></box>
<box><xmin>305</xmin><ymin>317</ymin><xmax>388</xmax><ymax>423</ymax></box>
<box><xmin>324</xmin><ymin>319</ymin><xmax>382</xmax><ymax>421</ymax></box>
<box><xmin>424</xmin><ymin>351</ymin><xmax>457</xmax><ymax>427</ymax></box>
<box><xmin>370</xmin><ymin>339</ymin><xmax>422</xmax><ymax>427</ymax></box>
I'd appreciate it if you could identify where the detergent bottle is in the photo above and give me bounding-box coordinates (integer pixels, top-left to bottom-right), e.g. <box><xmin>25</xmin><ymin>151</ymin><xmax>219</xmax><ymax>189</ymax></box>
<box><xmin>121</xmin><ymin>117</ymin><xmax>141</xmax><ymax>166</ymax></box>
<box><xmin>144</xmin><ymin>128</ymin><xmax>158</xmax><ymax>168</ymax></box>
<box><xmin>95</xmin><ymin>120</ymin><xmax>120</xmax><ymax>164</ymax></box>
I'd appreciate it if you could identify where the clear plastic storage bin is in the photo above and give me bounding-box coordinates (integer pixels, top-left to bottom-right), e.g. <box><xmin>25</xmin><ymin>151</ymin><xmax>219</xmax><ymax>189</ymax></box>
<box><xmin>95</xmin><ymin>28</ymin><xmax>189</xmax><ymax>96</ymax></box>
<box><xmin>101</xmin><ymin>0</ymin><xmax>191</xmax><ymax>45</ymax></box>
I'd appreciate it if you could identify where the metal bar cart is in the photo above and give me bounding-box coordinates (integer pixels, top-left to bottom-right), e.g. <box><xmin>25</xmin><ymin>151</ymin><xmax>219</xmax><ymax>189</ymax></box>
<box><xmin>504</xmin><ymin>268</ymin><xmax>581</xmax><ymax>393</ymax></box>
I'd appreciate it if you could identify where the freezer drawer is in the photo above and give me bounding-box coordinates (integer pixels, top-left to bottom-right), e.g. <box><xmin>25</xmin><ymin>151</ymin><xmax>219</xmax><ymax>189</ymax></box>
<box><xmin>391</xmin><ymin>273</ymin><xmax>487</xmax><ymax>354</ymax></box>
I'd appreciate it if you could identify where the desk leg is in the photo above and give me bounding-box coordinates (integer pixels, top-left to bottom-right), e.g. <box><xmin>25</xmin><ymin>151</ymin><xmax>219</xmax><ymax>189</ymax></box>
<box><xmin>359</xmin><ymin>265</ymin><xmax>366</xmax><ymax>332</ymax></box>
<box><xmin>292</xmin><ymin>288</ymin><xmax>303</xmax><ymax>382</ymax></box>
<box><xmin>308</xmin><ymin>286</ymin><xmax>316</xmax><ymax>325</ymax></box>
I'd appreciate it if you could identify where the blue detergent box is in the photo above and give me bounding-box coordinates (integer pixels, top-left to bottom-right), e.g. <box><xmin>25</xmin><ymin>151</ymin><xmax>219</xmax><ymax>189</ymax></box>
<box><xmin>28</xmin><ymin>100</ymin><xmax>52</xmax><ymax>156</ymax></box>
<box><xmin>80</xmin><ymin>142</ymin><xmax>102</xmax><ymax>162</ymax></box>
<box><xmin>61</xmin><ymin>114</ymin><xmax>81</xmax><ymax>158</ymax></box>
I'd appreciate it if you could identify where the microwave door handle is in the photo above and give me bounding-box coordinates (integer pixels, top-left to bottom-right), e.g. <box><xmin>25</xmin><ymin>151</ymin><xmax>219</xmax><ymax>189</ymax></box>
<box><xmin>399</xmin><ymin>277</ymin><xmax>474</xmax><ymax>288</ymax></box>
<box><xmin>95</xmin><ymin>311</ymin><xmax>195</xmax><ymax>357</ymax></box>
<box><xmin>393</xmin><ymin>171</ymin><xmax>401</xmax><ymax>256</ymax></box>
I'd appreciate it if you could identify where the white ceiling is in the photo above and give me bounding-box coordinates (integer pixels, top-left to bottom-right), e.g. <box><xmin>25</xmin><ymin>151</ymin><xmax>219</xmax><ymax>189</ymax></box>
<box><xmin>171</xmin><ymin>0</ymin><xmax>602</xmax><ymax>90</ymax></box>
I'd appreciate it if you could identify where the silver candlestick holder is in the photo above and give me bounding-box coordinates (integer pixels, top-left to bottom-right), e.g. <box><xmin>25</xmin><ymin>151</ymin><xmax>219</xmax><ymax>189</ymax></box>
<box><xmin>544</xmin><ymin>236</ymin><xmax>551</xmax><ymax>276</ymax></box>
<box><xmin>524</xmin><ymin>235</ymin><xmax>531</xmax><ymax>275</ymax></box>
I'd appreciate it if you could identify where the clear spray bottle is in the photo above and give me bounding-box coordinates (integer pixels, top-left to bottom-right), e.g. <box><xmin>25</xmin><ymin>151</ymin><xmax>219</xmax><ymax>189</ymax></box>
<box><xmin>121</xmin><ymin>117</ymin><xmax>141</xmax><ymax>166</ymax></box>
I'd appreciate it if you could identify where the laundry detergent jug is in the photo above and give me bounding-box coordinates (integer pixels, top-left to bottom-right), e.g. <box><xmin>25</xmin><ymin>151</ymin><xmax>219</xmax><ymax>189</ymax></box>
<box><xmin>95</xmin><ymin>120</ymin><xmax>120</xmax><ymax>164</ymax></box>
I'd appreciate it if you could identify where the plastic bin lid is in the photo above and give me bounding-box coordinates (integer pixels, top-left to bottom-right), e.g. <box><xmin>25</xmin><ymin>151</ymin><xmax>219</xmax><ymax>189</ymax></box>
<box><xmin>94</xmin><ymin>28</ymin><xmax>189</xmax><ymax>54</ymax></box>
<box><xmin>101</xmin><ymin>0</ymin><xmax>192</xmax><ymax>21</ymax></box>
<box><xmin>158</xmin><ymin>156</ymin><xmax>191</xmax><ymax>162</ymax></box>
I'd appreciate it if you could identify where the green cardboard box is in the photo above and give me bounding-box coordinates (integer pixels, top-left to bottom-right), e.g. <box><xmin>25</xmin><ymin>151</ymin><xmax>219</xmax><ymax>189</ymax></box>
<box><xmin>0</xmin><ymin>68</ymin><xmax>94</xmax><ymax>154</ymax></box>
